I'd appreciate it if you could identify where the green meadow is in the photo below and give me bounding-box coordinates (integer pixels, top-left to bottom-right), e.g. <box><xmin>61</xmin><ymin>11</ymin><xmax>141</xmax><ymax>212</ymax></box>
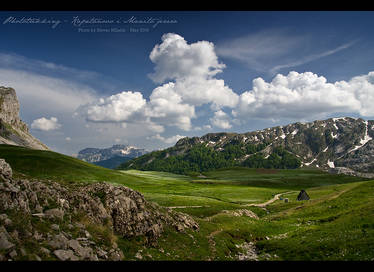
<box><xmin>1</xmin><ymin>144</ymin><xmax>373</xmax><ymax>260</ymax></box>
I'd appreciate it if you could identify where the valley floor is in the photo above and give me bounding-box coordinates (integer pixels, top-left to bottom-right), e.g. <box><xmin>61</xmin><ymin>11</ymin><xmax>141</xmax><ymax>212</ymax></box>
<box><xmin>115</xmin><ymin>169</ymin><xmax>374</xmax><ymax>261</ymax></box>
<box><xmin>1</xmin><ymin>145</ymin><xmax>373</xmax><ymax>261</ymax></box>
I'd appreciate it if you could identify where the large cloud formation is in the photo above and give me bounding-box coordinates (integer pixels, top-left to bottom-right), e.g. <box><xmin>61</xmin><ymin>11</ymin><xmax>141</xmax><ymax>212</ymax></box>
<box><xmin>76</xmin><ymin>33</ymin><xmax>374</xmax><ymax>146</ymax></box>
<box><xmin>78</xmin><ymin>33</ymin><xmax>238</xmax><ymax>135</ymax></box>
<box><xmin>233</xmin><ymin>71</ymin><xmax>374</xmax><ymax>119</ymax></box>
<box><xmin>149</xmin><ymin>33</ymin><xmax>239</xmax><ymax>109</ymax></box>
<box><xmin>149</xmin><ymin>33</ymin><xmax>226</xmax><ymax>83</ymax></box>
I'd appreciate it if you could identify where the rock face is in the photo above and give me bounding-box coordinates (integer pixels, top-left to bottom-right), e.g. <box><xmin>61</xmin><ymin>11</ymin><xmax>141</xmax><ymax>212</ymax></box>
<box><xmin>122</xmin><ymin>117</ymin><xmax>374</xmax><ymax>176</ymax></box>
<box><xmin>0</xmin><ymin>159</ymin><xmax>12</xmax><ymax>180</ymax></box>
<box><xmin>0</xmin><ymin>86</ymin><xmax>49</xmax><ymax>150</ymax></box>
<box><xmin>0</xmin><ymin>158</ymin><xmax>199</xmax><ymax>261</ymax></box>
<box><xmin>0</xmin><ymin>87</ymin><xmax>25</xmax><ymax>130</ymax></box>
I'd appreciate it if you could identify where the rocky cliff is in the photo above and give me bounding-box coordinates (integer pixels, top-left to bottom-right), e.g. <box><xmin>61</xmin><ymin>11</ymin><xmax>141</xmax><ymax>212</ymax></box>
<box><xmin>0</xmin><ymin>159</ymin><xmax>198</xmax><ymax>261</ymax></box>
<box><xmin>0</xmin><ymin>86</ymin><xmax>48</xmax><ymax>150</ymax></box>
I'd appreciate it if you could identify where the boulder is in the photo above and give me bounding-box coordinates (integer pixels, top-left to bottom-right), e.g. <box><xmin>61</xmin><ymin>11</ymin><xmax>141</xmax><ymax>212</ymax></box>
<box><xmin>40</xmin><ymin>247</ymin><xmax>51</xmax><ymax>255</ymax></box>
<box><xmin>68</xmin><ymin>239</ymin><xmax>84</xmax><ymax>255</ymax></box>
<box><xmin>53</xmin><ymin>249</ymin><xmax>79</xmax><ymax>261</ymax></box>
<box><xmin>9</xmin><ymin>249</ymin><xmax>17</xmax><ymax>258</ymax></box>
<box><xmin>51</xmin><ymin>224</ymin><xmax>60</xmax><ymax>231</ymax></box>
<box><xmin>0</xmin><ymin>231</ymin><xmax>15</xmax><ymax>250</ymax></box>
<box><xmin>0</xmin><ymin>159</ymin><xmax>12</xmax><ymax>181</ymax></box>
<box><xmin>48</xmin><ymin>233</ymin><xmax>69</xmax><ymax>250</ymax></box>
<box><xmin>44</xmin><ymin>208</ymin><xmax>64</xmax><ymax>220</ymax></box>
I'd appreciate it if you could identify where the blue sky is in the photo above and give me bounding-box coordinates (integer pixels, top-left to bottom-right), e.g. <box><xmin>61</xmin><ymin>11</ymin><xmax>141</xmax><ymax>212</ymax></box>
<box><xmin>0</xmin><ymin>11</ymin><xmax>374</xmax><ymax>155</ymax></box>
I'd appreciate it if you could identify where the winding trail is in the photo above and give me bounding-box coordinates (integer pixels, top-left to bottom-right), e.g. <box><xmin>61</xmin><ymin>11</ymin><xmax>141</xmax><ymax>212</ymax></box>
<box><xmin>169</xmin><ymin>192</ymin><xmax>294</xmax><ymax>221</ymax></box>
<box><xmin>207</xmin><ymin>229</ymin><xmax>223</xmax><ymax>260</ymax></box>
<box><xmin>167</xmin><ymin>205</ymin><xmax>205</xmax><ymax>209</ymax></box>
<box><xmin>243</xmin><ymin>191</ymin><xmax>294</xmax><ymax>208</ymax></box>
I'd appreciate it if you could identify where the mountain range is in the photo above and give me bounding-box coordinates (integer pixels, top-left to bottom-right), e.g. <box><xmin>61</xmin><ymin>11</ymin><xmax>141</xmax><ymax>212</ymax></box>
<box><xmin>119</xmin><ymin>117</ymin><xmax>374</xmax><ymax>177</ymax></box>
<box><xmin>1</xmin><ymin>85</ymin><xmax>373</xmax><ymax>177</ymax></box>
<box><xmin>77</xmin><ymin>144</ymin><xmax>148</xmax><ymax>169</ymax></box>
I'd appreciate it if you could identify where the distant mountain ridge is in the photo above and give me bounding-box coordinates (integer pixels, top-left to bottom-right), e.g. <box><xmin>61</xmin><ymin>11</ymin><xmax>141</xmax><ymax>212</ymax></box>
<box><xmin>0</xmin><ymin>86</ymin><xmax>49</xmax><ymax>150</ymax></box>
<box><xmin>77</xmin><ymin>144</ymin><xmax>148</xmax><ymax>168</ymax></box>
<box><xmin>119</xmin><ymin>117</ymin><xmax>374</xmax><ymax>177</ymax></box>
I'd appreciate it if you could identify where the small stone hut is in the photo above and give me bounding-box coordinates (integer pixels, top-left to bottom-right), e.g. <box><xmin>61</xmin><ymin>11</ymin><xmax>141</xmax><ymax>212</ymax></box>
<box><xmin>297</xmin><ymin>190</ymin><xmax>310</xmax><ymax>201</ymax></box>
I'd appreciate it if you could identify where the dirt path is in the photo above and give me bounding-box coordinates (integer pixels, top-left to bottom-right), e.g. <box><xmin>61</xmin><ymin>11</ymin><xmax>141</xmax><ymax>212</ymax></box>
<box><xmin>206</xmin><ymin>229</ymin><xmax>223</xmax><ymax>259</ymax></box>
<box><xmin>208</xmin><ymin>229</ymin><xmax>223</xmax><ymax>238</ymax></box>
<box><xmin>243</xmin><ymin>192</ymin><xmax>294</xmax><ymax>208</ymax></box>
<box><xmin>328</xmin><ymin>183</ymin><xmax>361</xmax><ymax>201</ymax></box>
<box><xmin>169</xmin><ymin>192</ymin><xmax>293</xmax><ymax>211</ymax></box>
<box><xmin>167</xmin><ymin>205</ymin><xmax>205</xmax><ymax>209</ymax></box>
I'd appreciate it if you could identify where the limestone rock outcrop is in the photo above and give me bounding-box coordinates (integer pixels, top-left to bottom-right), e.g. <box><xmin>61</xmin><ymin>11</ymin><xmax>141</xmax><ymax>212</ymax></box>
<box><xmin>0</xmin><ymin>86</ymin><xmax>49</xmax><ymax>150</ymax></box>
<box><xmin>0</xmin><ymin>159</ymin><xmax>199</xmax><ymax>261</ymax></box>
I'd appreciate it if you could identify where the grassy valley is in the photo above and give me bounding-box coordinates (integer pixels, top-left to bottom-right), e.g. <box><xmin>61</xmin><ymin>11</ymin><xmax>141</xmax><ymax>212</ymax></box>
<box><xmin>1</xmin><ymin>144</ymin><xmax>373</xmax><ymax>260</ymax></box>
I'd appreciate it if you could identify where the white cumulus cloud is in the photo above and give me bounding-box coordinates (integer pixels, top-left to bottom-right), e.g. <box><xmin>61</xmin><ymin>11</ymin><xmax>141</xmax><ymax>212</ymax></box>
<box><xmin>233</xmin><ymin>71</ymin><xmax>374</xmax><ymax>119</ymax></box>
<box><xmin>77</xmin><ymin>91</ymin><xmax>146</xmax><ymax>123</ymax></box>
<box><xmin>147</xmin><ymin>82</ymin><xmax>196</xmax><ymax>131</ymax></box>
<box><xmin>77</xmin><ymin>33</ymin><xmax>239</xmax><ymax>131</ymax></box>
<box><xmin>210</xmin><ymin>110</ymin><xmax>232</xmax><ymax>129</ymax></box>
<box><xmin>148</xmin><ymin>33</ymin><xmax>239</xmax><ymax>110</ymax></box>
<box><xmin>31</xmin><ymin>117</ymin><xmax>61</xmax><ymax>131</ymax></box>
<box><xmin>149</xmin><ymin>134</ymin><xmax>186</xmax><ymax>145</ymax></box>
<box><xmin>172</xmin><ymin>77</ymin><xmax>239</xmax><ymax>109</ymax></box>
<box><xmin>149</xmin><ymin>33</ymin><xmax>225</xmax><ymax>83</ymax></box>
<box><xmin>75</xmin><ymin>34</ymin><xmax>374</xmax><ymax>143</ymax></box>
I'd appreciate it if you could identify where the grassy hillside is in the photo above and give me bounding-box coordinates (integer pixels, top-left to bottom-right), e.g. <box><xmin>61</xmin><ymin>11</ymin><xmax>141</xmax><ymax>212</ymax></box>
<box><xmin>0</xmin><ymin>144</ymin><xmax>143</xmax><ymax>185</ymax></box>
<box><xmin>1</xmin><ymin>143</ymin><xmax>373</xmax><ymax>260</ymax></box>
<box><xmin>247</xmin><ymin>180</ymin><xmax>374</xmax><ymax>260</ymax></box>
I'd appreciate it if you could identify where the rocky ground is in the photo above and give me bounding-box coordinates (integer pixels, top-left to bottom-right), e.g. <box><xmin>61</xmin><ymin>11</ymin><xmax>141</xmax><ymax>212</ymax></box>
<box><xmin>0</xmin><ymin>158</ymin><xmax>199</xmax><ymax>261</ymax></box>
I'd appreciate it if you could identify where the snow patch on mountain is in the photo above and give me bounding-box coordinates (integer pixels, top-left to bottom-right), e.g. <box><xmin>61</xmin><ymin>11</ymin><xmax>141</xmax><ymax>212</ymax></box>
<box><xmin>327</xmin><ymin>160</ymin><xmax>335</xmax><ymax>168</ymax></box>
<box><xmin>348</xmin><ymin>121</ymin><xmax>372</xmax><ymax>154</ymax></box>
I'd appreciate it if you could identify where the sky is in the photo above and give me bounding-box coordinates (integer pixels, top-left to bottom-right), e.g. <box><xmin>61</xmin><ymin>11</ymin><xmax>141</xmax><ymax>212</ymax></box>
<box><xmin>0</xmin><ymin>11</ymin><xmax>374</xmax><ymax>155</ymax></box>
